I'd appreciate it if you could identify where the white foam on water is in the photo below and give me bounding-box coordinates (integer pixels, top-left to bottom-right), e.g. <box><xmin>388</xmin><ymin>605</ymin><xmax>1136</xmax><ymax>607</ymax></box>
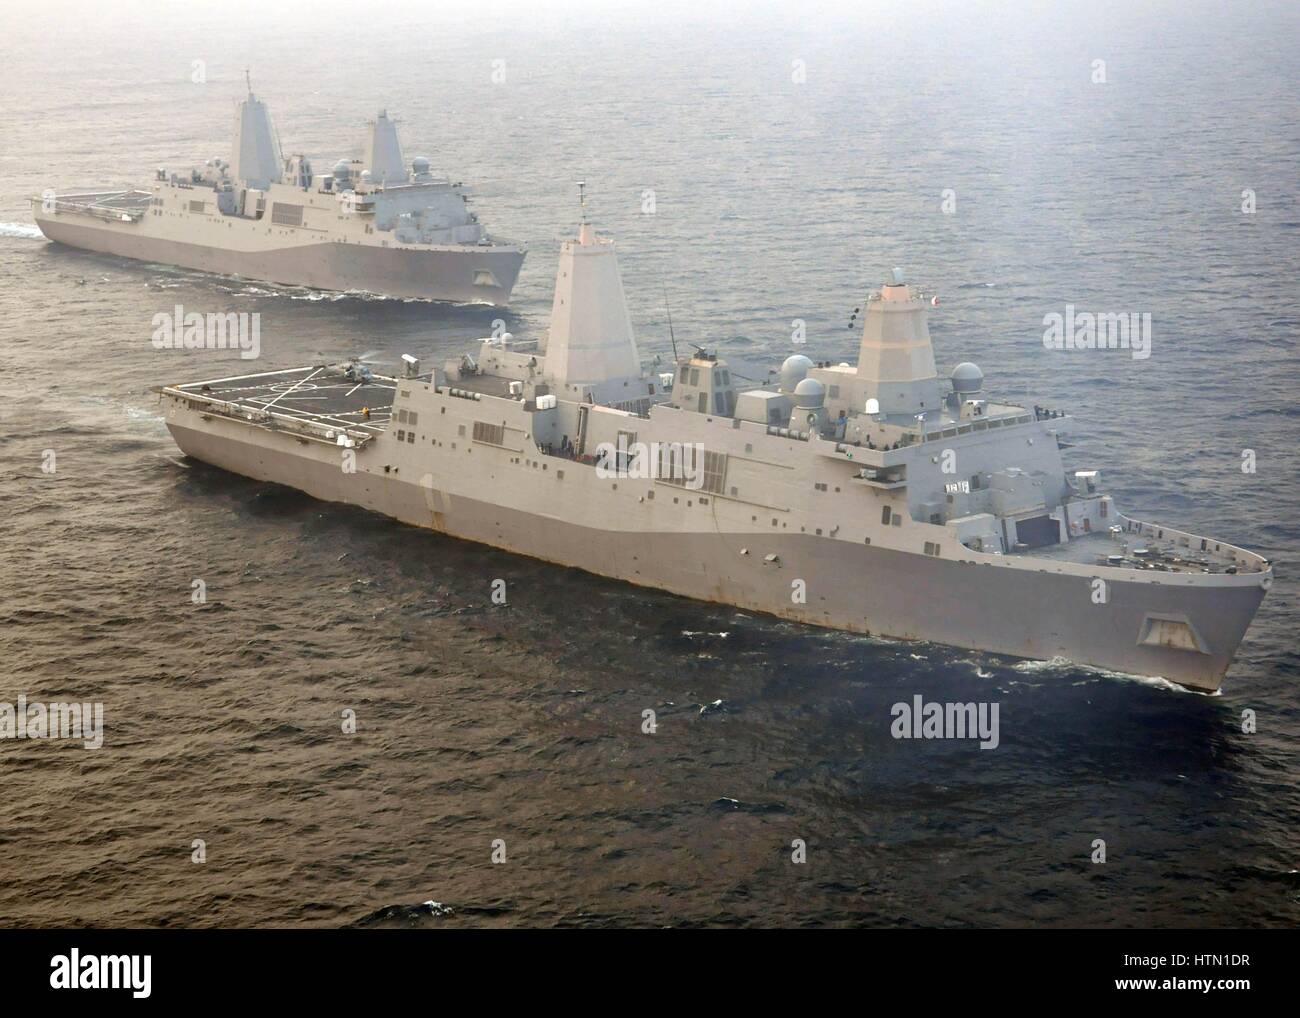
<box><xmin>1012</xmin><ymin>656</ymin><xmax>1075</xmax><ymax>673</ymax></box>
<box><xmin>1127</xmin><ymin>673</ymin><xmax>1213</xmax><ymax>695</ymax></box>
<box><xmin>1012</xmin><ymin>655</ymin><xmax>1205</xmax><ymax>694</ymax></box>
<box><xmin>0</xmin><ymin>222</ymin><xmax>43</xmax><ymax>239</ymax></box>
<box><xmin>125</xmin><ymin>406</ymin><xmax>165</xmax><ymax>424</ymax></box>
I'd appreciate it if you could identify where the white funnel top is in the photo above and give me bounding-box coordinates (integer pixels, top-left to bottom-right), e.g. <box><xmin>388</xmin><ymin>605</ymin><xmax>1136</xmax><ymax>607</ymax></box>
<box><xmin>544</xmin><ymin>222</ymin><xmax>641</xmax><ymax>386</ymax></box>
<box><xmin>231</xmin><ymin>92</ymin><xmax>283</xmax><ymax>190</ymax></box>
<box><xmin>364</xmin><ymin>110</ymin><xmax>407</xmax><ymax>185</ymax></box>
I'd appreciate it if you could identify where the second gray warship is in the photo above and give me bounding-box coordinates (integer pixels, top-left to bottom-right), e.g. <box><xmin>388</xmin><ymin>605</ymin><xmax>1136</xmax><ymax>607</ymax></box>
<box><xmin>32</xmin><ymin>85</ymin><xmax>524</xmax><ymax>304</ymax></box>
<box><xmin>157</xmin><ymin>209</ymin><xmax>1271</xmax><ymax>692</ymax></box>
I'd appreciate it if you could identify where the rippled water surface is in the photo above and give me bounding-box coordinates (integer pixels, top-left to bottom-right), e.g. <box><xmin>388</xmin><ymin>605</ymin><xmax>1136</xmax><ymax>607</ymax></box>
<box><xmin>0</xmin><ymin>0</ymin><xmax>1296</xmax><ymax>927</ymax></box>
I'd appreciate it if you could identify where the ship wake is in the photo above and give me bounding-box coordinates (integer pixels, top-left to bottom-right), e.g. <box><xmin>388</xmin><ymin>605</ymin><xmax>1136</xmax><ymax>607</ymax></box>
<box><xmin>0</xmin><ymin>222</ymin><xmax>43</xmax><ymax>239</ymax></box>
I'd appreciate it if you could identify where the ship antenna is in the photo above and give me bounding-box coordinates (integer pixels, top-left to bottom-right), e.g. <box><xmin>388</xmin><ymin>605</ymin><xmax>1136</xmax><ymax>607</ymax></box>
<box><xmin>576</xmin><ymin>180</ymin><xmax>587</xmax><ymax>225</ymax></box>
<box><xmin>245</xmin><ymin>68</ymin><xmax>252</xmax><ymax>95</ymax></box>
<box><xmin>662</xmin><ymin>279</ymin><xmax>680</xmax><ymax>363</ymax></box>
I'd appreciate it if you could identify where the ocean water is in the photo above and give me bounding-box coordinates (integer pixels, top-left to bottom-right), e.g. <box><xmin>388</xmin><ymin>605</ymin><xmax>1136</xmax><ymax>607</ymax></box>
<box><xmin>0</xmin><ymin>0</ymin><xmax>1296</xmax><ymax>927</ymax></box>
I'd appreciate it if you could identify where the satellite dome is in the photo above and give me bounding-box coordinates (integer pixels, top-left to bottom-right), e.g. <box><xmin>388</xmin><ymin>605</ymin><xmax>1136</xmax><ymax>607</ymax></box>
<box><xmin>412</xmin><ymin>155</ymin><xmax>431</xmax><ymax>175</ymax></box>
<box><xmin>779</xmin><ymin>354</ymin><xmax>815</xmax><ymax>393</ymax></box>
<box><xmin>332</xmin><ymin>160</ymin><xmax>352</xmax><ymax>180</ymax></box>
<box><xmin>360</xmin><ymin>170</ymin><xmax>373</xmax><ymax>184</ymax></box>
<box><xmin>951</xmin><ymin>362</ymin><xmax>984</xmax><ymax>394</ymax></box>
<box><xmin>793</xmin><ymin>377</ymin><xmax>826</xmax><ymax>408</ymax></box>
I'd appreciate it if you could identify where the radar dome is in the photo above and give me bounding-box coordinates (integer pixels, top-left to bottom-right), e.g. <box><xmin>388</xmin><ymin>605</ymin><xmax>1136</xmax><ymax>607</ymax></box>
<box><xmin>793</xmin><ymin>377</ymin><xmax>826</xmax><ymax>408</ymax></box>
<box><xmin>951</xmin><ymin>362</ymin><xmax>984</xmax><ymax>394</ymax></box>
<box><xmin>779</xmin><ymin>354</ymin><xmax>815</xmax><ymax>393</ymax></box>
<box><xmin>412</xmin><ymin>156</ymin><xmax>431</xmax><ymax>175</ymax></box>
<box><xmin>332</xmin><ymin>160</ymin><xmax>352</xmax><ymax>181</ymax></box>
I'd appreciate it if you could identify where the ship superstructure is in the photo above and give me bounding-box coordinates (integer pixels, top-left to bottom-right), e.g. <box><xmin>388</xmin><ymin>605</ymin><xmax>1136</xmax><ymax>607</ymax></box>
<box><xmin>32</xmin><ymin>88</ymin><xmax>524</xmax><ymax>304</ymax></box>
<box><xmin>157</xmin><ymin>213</ymin><xmax>1271</xmax><ymax>691</ymax></box>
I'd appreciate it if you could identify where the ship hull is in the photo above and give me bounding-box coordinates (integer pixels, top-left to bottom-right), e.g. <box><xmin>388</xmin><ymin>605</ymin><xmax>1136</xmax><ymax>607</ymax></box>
<box><xmin>165</xmin><ymin>419</ymin><xmax>1266</xmax><ymax>692</ymax></box>
<box><xmin>34</xmin><ymin>214</ymin><xmax>524</xmax><ymax>305</ymax></box>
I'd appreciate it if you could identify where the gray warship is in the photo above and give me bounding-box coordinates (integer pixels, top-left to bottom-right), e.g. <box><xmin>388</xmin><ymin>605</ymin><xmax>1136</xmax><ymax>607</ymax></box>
<box><xmin>157</xmin><ymin>211</ymin><xmax>1272</xmax><ymax>692</ymax></box>
<box><xmin>32</xmin><ymin>85</ymin><xmax>524</xmax><ymax>304</ymax></box>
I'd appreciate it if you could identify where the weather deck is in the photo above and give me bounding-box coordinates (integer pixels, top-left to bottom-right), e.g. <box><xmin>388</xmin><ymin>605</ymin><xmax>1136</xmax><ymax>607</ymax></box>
<box><xmin>169</xmin><ymin>366</ymin><xmax>398</xmax><ymax>436</ymax></box>
<box><xmin>1013</xmin><ymin>527</ymin><xmax>1227</xmax><ymax>574</ymax></box>
<box><xmin>445</xmin><ymin>371</ymin><xmax>518</xmax><ymax>399</ymax></box>
<box><xmin>43</xmin><ymin>188</ymin><xmax>153</xmax><ymax>222</ymax></box>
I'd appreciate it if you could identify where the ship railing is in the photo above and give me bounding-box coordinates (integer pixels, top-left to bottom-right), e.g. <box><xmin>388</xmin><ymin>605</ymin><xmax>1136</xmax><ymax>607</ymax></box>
<box><xmin>45</xmin><ymin>189</ymin><xmax>136</xmax><ymax>201</ymax></box>
<box><xmin>51</xmin><ymin>202</ymin><xmax>147</xmax><ymax>223</ymax></box>
<box><xmin>170</xmin><ymin>388</ymin><xmax>378</xmax><ymax>449</ymax></box>
<box><xmin>1117</xmin><ymin>514</ymin><xmax>1265</xmax><ymax>573</ymax></box>
<box><xmin>913</xmin><ymin>410</ymin><xmax>1037</xmax><ymax>445</ymax></box>
<box><xmin>38</xmin><ymin>189</ymin><xmax>152</xmax><ymax>223</ymax></box>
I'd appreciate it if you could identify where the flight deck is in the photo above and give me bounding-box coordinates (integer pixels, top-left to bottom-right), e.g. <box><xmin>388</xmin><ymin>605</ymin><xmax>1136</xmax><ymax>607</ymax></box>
<box><xmin>162</xmin><ymin>365</ymin><xmax>401</xmax><ymax>446</ymax></box>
